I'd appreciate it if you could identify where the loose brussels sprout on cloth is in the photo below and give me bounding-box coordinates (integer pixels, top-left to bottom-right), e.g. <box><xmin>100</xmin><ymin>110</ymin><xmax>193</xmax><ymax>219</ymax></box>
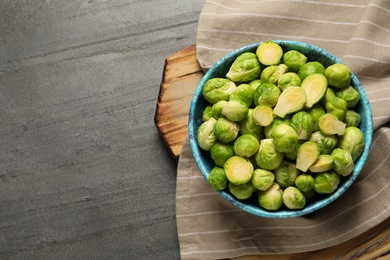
<box><xmin>202</xmin><ymin>78</ymin><xmax>236</xmax><ymax>104</ymax></box>
<box><xmin>226</xmin><ymin>52</ymin><xmax>261</xmax><ymax>83</ymax></box>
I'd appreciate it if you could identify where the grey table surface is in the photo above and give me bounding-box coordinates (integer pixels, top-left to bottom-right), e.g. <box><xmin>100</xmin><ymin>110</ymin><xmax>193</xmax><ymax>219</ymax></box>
<box><xmin>0</xmin><ymin>1</ymin><xmax>205</xmax><ymax>259</ymax></box>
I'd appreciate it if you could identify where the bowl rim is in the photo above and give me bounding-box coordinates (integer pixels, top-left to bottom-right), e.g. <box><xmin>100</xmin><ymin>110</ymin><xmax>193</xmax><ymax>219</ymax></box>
<box><xmin>188</xmin><ymin>40</ymin><xmax>373</xmax><ymax>218</ymax></box>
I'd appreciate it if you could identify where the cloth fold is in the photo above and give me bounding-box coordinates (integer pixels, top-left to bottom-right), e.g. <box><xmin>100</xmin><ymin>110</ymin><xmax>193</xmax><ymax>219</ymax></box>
<box><xmin>176</xmin><ymin>0</ymin><xmax>390</xmax><ymax>259</ymax></box>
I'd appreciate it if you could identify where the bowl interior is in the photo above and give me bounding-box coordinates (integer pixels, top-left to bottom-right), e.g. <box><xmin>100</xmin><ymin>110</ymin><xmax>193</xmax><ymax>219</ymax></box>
<box><xmin>188</xmin><ymin>40</ymin><xmax>373</xmax><ymax>218</ymax></box>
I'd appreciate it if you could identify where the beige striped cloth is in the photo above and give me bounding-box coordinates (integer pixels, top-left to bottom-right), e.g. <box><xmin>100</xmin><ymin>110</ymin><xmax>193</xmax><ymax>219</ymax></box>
<box><xmin>176</xmin><ymin>0</ymin><xmax>390</xmax><ymax>259</ymax></box>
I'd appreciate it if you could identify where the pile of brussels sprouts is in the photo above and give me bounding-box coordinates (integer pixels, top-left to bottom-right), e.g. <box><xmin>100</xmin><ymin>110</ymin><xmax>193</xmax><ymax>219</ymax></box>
<box><xmin>197</xmin><ymin>41</ymin><xmax>365</xmax><ymax>211</ymax></box>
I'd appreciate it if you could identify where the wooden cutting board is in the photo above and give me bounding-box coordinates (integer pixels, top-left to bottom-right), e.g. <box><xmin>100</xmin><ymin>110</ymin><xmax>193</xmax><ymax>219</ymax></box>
<box><xmin>154</xmin><ymin>44</ymin><xmax>390</xmax><ymax>259</ymax></box>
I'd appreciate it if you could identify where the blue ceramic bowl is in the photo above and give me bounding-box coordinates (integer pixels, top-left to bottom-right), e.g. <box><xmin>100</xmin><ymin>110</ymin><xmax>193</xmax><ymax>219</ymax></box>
<box><xmin>188</xmin><ymin>40</ymin><xmax>373</xmax><ymax>218</ymax></box>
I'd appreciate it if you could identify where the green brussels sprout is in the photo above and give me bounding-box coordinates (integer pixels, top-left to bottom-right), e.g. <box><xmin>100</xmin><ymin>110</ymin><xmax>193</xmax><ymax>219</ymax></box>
<box><xmin>314</xmin><ymin>171</ymin><xmax>340</xmax><ymax>194</ymax></box>
<box><xmin>337</xmin><ymin>126</ymin><xmax>365</xmax><ymax>161</ymax></box>
<box><xmin>331</xmin><ymin>148</ymin><xmax>354</xmax><ymax>176</ymax></box>
<box><xmin>306</xmin><ymin>104</ymin><xmax>326</xmax><ymax>131</ymax></box>
<box><xmin>282</xmin><ymin>50</ymin><xmax>307</xmax><ymax>72</ymax></box>
<box><xmin>226</xmin><ymin>52</ymin><xmax>261</xmax><ymax>83</ymax></box>
<box><xmin>229</xmin><ymin>181</ymin><xmax>257</xmax><ymax>200</ymax></box>
<box><xmin>308</xmin><ymin>131</ymin><xmax>338</xmax><ymax>155</ymax></box>
<box><xmin>229</xmin><ymin>83</ymin><xmax>255</xmax><ymax>107</ymax></box>
<box><xmin>197</xmin><ymin>117</ymin><xmax>218</xmax><ymax>151</ymax></box>
<box><xmin>325</xmin><ymin>63</ymin><xmax>351</xmax><ymax>89</ymax></box>
<box><xmin>214</xmin><ymin>117</ymin><xmax>240</xmax><ymax>143</ymax></box>
<box><xmin>298</xmin><ymin>61</ymin><xmax>325</xmax><ymax>81</ymax></box>
<box><xmin>344</xmin><ymin>110</ymin><xmax>361</xmax><ymax>127</ymax></box>
<box><xmin>233</xmin><ymin>134</ymin><xmax>260</xmax><ymax>158</ymax></box>
<box><xmin>210</xmin><ymin>142</ymin><xmax>235</xmax><ymax>167</ymax></box>
<box><xmin>296</xmin><ymin>141</ymin><xmax>321</xmax><ymax>172</ymax></box>
<box><xmin>274</xmin><ymin>161</ymin><xmax>300</xmax><ymax>188</ymax></box>
<box><xmin>273</xmin><ymin>86</ymin><xmax>306</xmax><ymax>118</ymax></box>
<box><xmin>255</xmin><ymin>138</ymin><xmax>284</xmax><ymax>170</ymax></box>
<box><xmin>318</xmin><ymin>113</ymin><xmax>346</xmax><ymax>136</ymax></box>
<box><xmin>251</xmin><ymin>169</ymin><xmax>275</xmax><ymax>191</ymax></box>
<box><xmin>302</xmin><ymin>189</ymin><xmax>317</xmax><ymax>201</ymax></box>
<box><xmin>290</xmin><ymin>111</ymin><xmax>314</xmax><ymax>140</ymax></box>
<box><xmin>258</xmin><ymin>183</ymin><xmax>283</xmax><ymax>210</ymax></box>
<box><xmin>336</xmin><ymin>85</ymin><xmax>360</xmax><ymax>108</ymax></box>
<box><xmin>252</xmin><ymin>105</ymin><xmax>274</xmax><ymax>127</ymax></box>
<box><xmin>283</xmin><ymin>186</ymin><xmax>306</xmax><ymax>210</ymax></box>
<box><xmin>301</xmin><ymin>73</ymin><xmax>328</xmax><ymax>109</ymax></box>
<box><xmin>224</xmin><ymin>156</ymin><xmax>254</xmax><ymax>185</ymax></box>
<box><xmin>264</xmin><ymin>116</ymin><xmax>291</xmax><ymax>139</ymax></box>
<box><xmin>212</xmin><ymin>100</ymin><xmax>227</xmax><ymax>119</ymax></box>
<box><xmin>284</xmin><ymin>141</ymin><xmax>302</xmax><ymax>161</ymax></box>
<box><xmin>208</xmin><ymin>166</ymin><xmax>228</xmax><ymax>191</ymax></box>
<box><xmin>325</xmin><ymin>96</ymin><xmax>348</xmax><ymax>121</ymax></box>
<box><xmin>295</xmin><ymin>174</ymin><xmax>314</xmax><ymax>192</ymax></box>
<box><xmin>253</xmin><ymin>83</ymin><xmax>281</xmax><ymax>107</ymax></box>
<box><xmin>248</xmin><ymin>79</ymin><xmax>262</xmax><ymax>91</ymax></box>
<box><xmin>309</xmin><ymin>154</ymin><xmax>334</xmax><ymax>172</ymax></box>
<box><xmin>202</xmin><ymin>105</ymin><xmax>213</xmax><ymax>121</ymax></box>
<box><xmin>256</xmin><ymin>41</ymin><xmax>283</xmax><ymax>66</ymax></box>
<box><xmin>260</xmin><ymin>64</ymin><xmax>288</xmax><ymax>85</ymax></box>
<box><xmin>278</xmin><ymin>72</ymin><xmax>302</xmax><ymax>92</ymax></box>
<box><xmin>202</xmin><ymin>78</ymin><xmax>237</xmax><ymax>104</ymax></box>
<box><xmin>222</xmin><ymin>100</ymin><xmax>249</xmax><ymax>122</ymax></box>
<box><xmin>271</xmin><ymin>123</ymin><xmax>299</xmax><ymax>153</ymax></box>
<box><xmin>239</xmin><ymin>108</ymin><xmax>264</xmax><ymax>138</ymax></box>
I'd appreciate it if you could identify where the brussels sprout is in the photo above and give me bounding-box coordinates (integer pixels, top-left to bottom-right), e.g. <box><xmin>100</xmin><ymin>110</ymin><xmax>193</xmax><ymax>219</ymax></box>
<box><xmin>325</xmin><ymin>96</ymin><xmax>348</xmax><ymax>121</ymax></box>
<box><xmin>337</xmin><ymin>126</ymin><xmax>365</xmax><ymax>161</ymax></box>
<box><xmin>226</xmin><ymin>52</ymin><xmax>261</xmax><ymax>83</ymax></box>
<box><xmin>251</xmin><ymin>169</ymin><xmax>275</xmax><ymax>191</ymax></box>
<box><xmin>229</xmin><ymin>181</ymin><xmax>257</xmax><ymax>200</ymax></box>
<box><xmin>197</xmin><ymin>117</ymin><xmax>218</xmax><ymax>151</ymax></box>
<box><xmin>298</xmin><ymin>61</ymin><xmax>325</xmax><ymax>81</ymax></box>
<box><xmin>233</xmin><ymin>134</ymin><xmax>260</xmax><ymax>158</ymax></box>
<box><xmin>282</xmin><ymin>50</ymin><xmax>307</xmax><ymax>73</ymax></box>
<box><xmin>212</xmin><ymin>100</ymin><xmax>227</xmax><ymax>119</ymax></box>
<box><xmin>203</xmin><ymin>78</ymin><xmax>237</xmax><ymax>104</ymax></box>
<box><xmin>253</xmin><ymin>83</ymin><xmax>281</xmax><ymax>107</ymax></box>
<box><xmin>290</xmin><ymin>111</ymin><xmax>314</xmax><ymax>140</ymax></box>
<box><xmin>202</xmin><ymin>105</ymin><xmax>213</xmax><ymax>122</ymax></box>
<box><xmin>318</xmin><ymin>113</ymin><xmax>346</xmax><ymax>135</ymax></box>
<box><xmin>322</xmin><ymin>87</ymin><xmax>336</xmax><ymax>106</ymax></box>
<box><xmin>331</xmin><ymin>148</ymin><xmax>354</xmax><ymax>176</ymax></box>
<box><xmin>224</xmin><ymin>156</ymin><xmax>254</xmax><ymax>185</ymax></box>
<box><xmin>284</xmin><ymin>141</ymin><xmax>302</xmax><ymax>161</ymax></box>
<box><xmin>344</xmin><ymin>110</ymin><xmax>361</xmax><ymax>127</ymax></box>
<box><xmin>258</xmin><ymin>183</ymin><xmax>283</xmax><ymax>210</ymax></box>
<box><xmin>271</xmin><ymin>124</ymin><xmax>299</xmax><ymax>153</ymax></box>
<box><xmin>248</xmin><ymin>79</ymin><xmax>262</xmax><ymax>91</ymax></box>
<box><xmin>230</xmin><ymin>83</ymin><xmax>255</xmax><ymax>107</ymax></box>
<box><xmin>309</xmin><ymin>154</ymin><xmax>334</xmax><ymax>172</ymax></box>
<box><xmin>260</xmin><ymin>64</ymin><xmax>288</xmax><ymax>85</ymax></box>
<box><xmin>255</xmin><ymin>138</ymin><xmax>284</xmax><ymax>170</ymax></box>
<box><xmin>264</xmin><ymin>116</ymin><xmax>291</xmax><ymax>139</ymax></box>
<box><xmin>252</xmin><ymin>105</ymin><xmax>274</xmax><ymax>127</ymax></box>
<box><xmin>306</xmin><ymin>104</ymin><xmax>326</xmax><ymax>131</ymax></box>
<box><xmin>314</xmin><ymin>171</ymin><xmax>340</xmax><ymax>194</ymax></box>
<box><xmin>208</xmin><ymin>166</ymin><xmax>228</xmax><ymax>191</ymax></box>
<box><xmin>302</xmin><ymin>189</ymin><xmax>317</xmax><ymax>201</ymax></box>
<box><xmin>239</xmin><ymin>109</ymin><xmax>264</xmax><ymax>138</ymax></box>
<box><xmin>210</xmin><ymin>142</ymin><xmax>235</xmax><ymax>167</ymax></box>
<box><xmin>274</xmin><ymin>161</ymin><xmax>300</xmax><ymax>188</ymax></box>
<box><xmin>256</xmin><ymin>41</ymin><xmax>283</xmax><ymax>66</ymax></box>
<box><xmin>273</xmin><ymin>86</ymin><xmax>307</xmax><ymax>118</ymax></box>
<box><xmin>214</xmin><ymin>117</ymin><xmax>240</xmax><ymax>143</ymax></box>
<box><xmin>295</xmin><ymin>174</ymin><xmax>314</xmax><ymax>192</ymax></box>
<box><xmin>222</xmin><ymin>100</ymin><xmax>249</xmax><ymax>122</ymax></box>
<box><xmin>336</xmin><ymin>85</ymin><xmax>360</xmax><ymax>108</ymax></box>
<box><xmin>308</xmin><ymin>131</ymin><xmax>338</xmax><ymax>155</ymax></box>
<box><xmin>325</xmin><ymin>63</ymin><xmax>351</xmax><ymax>89</ymax></box>
<box><xmin>283</xmin><ymin>186</ymin><xmax>306</xmax><ymax>210</ymax></box>
<box><xmin>301</xmin><ymin>73</ymin><xmax>328</xmax><ymax>108</ymax></box>
<box><xmin>278</xmin><ymin>72</ymin><xmax>302</xmax><ymax>92</ymax></box>
<box><xmin>296</xmin><ymin>141</ymin><xmax>321</xmax><ymax>172</ymax></box>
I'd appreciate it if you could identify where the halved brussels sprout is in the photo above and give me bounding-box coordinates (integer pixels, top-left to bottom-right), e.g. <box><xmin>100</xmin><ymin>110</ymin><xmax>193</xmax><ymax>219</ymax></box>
<box><xmin>255</xmin><ymin>138</ymin><xmax>284</xmax><ymax>170</ymax></box>
<box><xmin>278</xmin><ymin>72</ymin><xmax>302</xmax><ymax>92</ymax></box>
<box><xmin>212</xmin><ymin>100</ymin><xmax>227</xmax><ymax>119</ymax></box>
<box><xmin>222</xmin><ymin>100</ymin><xmax>249</xmax><ymax>122</ymax></box>
<box><xmin>274</xmin><ymin>161</ymin><xmax>300</xmax><ymax>188</ymax></box>
<box><xmin>318</xmin><ymin>113</ymin><xmax>346</xmax><ymax>135</ymax></box>
<box><xmin>202</xmin><ymin>105</ymin><xmax>213</xmax><ymax>122</ymax></box>
<box><xmin>210</xmin><ymin>142</ymin><xmax>235</xmax><ymax>167</ymax></box>
<box><xmin>213</xmin><ymin>117</ymin><xmax>240</xmax><ymax>143</ymax></box>
<box><xmin>314</xmin><ymin>171</ymin><xmax>340</xmax><ymax>194</ymax></box>
<box><xmin>252</xmin><ymin>105</ymin><xmax>274</xmax><ymax>127</ymax></box>
<box><xmin>306</xmin><ymin>104</ymin><xmax>326</xmax><ymax>131</ymax></box>
<box><xmin>256</xmin><ymin>41</ymin><xmax>283</xmax><ymax>66</ymax></box>
<box><xmin>301</xmin><ymin>73</ymin><xmax>328</xmax><ymax>108</ymax></box>
<box><xmin>251</xmin><ymin>169</ymin><xmax>275</xmax><ymax>191</ymax></box>
<box><xmin>226</xmin><ymin>52</ymin><xmax>261</xmax><ymax>83</ymax></box>
<box><xmin>298</xmin><ymin>61</ymin><xmax>325</xmax><ymax>81</ymax></box>
<box><xmin>230</xmin><ymin>83</ymin><xmax>255</xmax><ymax>107</ymax></box>
<box><xmin>344</xmin><ymin>110</ymin><xmax>361</xmax><ymax>127</ymax></box>
<box><xmin>253</xmin><ymin>83</ymin><xmax>281</xmax><ymax>107</ymax></box>
<box><xmin>296</xmin><ymin>141</ymin><xmax>321</xmax><ymax>172</ymax></box>
<box><xmin>325</xmin><ymin>63</ymin><xmax>351</xmax><ymax>89</ymax></box>
<box><xmin>290</xmin><ymin>111</ymin><xmax>314</xmax><ymax>140</ymax></box>
<box><xmin>283</xmin><ymin>186</ymin><xmax>306</xmax><ymax>210</ymax></box>
<box><xmin>325</xmin><ymin>96</ymin><xmax>348</xmax><ymax>121</ymax></box>
<box><xmin>229</xmin><ymin>181</ymin><xmax>257</xmax><ymax>200</ymax></box>
<box><xmin>233</xmin><ymin>134</ymin><xmax>260</xmax><ymax>158</ymax></box>
<box><xmin>282</xmin><ymin>50</ymin><xmax>307</xmax><ymax>73</ymax></box>
<box><xmin>337</xmin><ymin>126</ymin><xmax>365</xmax><ymax>161</ymax></box>
<box><xmin>331</xmin><ymin>148</ymin><xmax>354</xmax><ymax>176</ymax></box>
<box><xmin>208</xmin><ymin>166</ymin><xmax>228</xmax><ymax>191</ymax></box>
<box><xmin>336</xmin><ymin>85</ymin><xmax>360</xmax><ymax>108</ymax></box>
<box><xmin>197</xmin><ymin>117</ymin><xmax>217</xmax><ymax>151</ymax></box>
<box><xmin>239</xmin><ymin>108</ymin><xmax>264</xmax><ymax>138</ymax></box>
<box><xmin>258</xmin><ymin>183</ymin><xmax>283</xmax><ymax>211</ymax></box>
<box><xmin>224</xmin><ymin>156</ymin><xmax>254</xmax><ymax>185</ymax></box>
<box><xmin>295</xmin><ymin>174</ymin><xmax>314</xmax><ymax>192</ymax></box>
<box><xmin>309</xmin><ymin>154</ymin><xmax>334</xmax><ymax>172</ymax></box>
<box><xmin>308</xmin><ymin>131</ymin><xmax>338</xmax><ymax>155</ymax></box>
<box><xmin>202</xmin><ymin>78</ymin><xmax>236</xmax><ymax>104</ymax></box>
<box><xmin>273</xmin><ymin>86</ymin><xmax>307</xmax><ymax>118</ymax></box>
<box><xmin>260</xmin><ymin>64</ymin><xmax>288</xmax><ymax>85</ymax></box>
<box><xmin>271</xmin><ymin>123</ymin><xmax>299</xmax><ymax>153</ymax></box>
